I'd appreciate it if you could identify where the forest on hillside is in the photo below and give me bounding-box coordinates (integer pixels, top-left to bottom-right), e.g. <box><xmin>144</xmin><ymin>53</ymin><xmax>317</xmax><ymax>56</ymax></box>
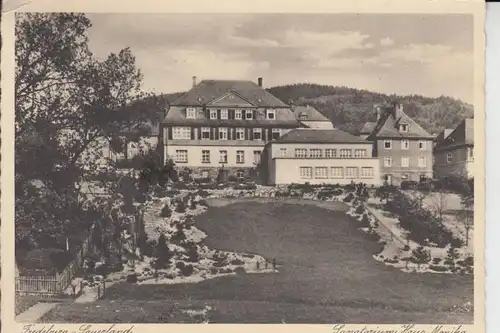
<box><xmin>163</xmin><ymin>83</ymin><xmax>474</xmax><ymax>135</ymax></box>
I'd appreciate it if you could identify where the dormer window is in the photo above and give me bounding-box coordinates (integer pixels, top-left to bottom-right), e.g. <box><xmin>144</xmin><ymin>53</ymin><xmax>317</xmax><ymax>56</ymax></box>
<box><xmin>399</xmin><ymin>123</ymin><xmax>409</xmax><ymax>132</ymax></box>
<box><xmin>186</xmin><ymin>107</ymin><xmax>196</xmax><ymax>119</ymax></box>
<box><xmin>267</xmin><ymin>109</ymin><xmax>276</xmax><ymax>120</ymax></box>
<box><xmin>299</xmin><ymin>113</ymin><xmax>307</xmax><ymax>120</ymax></box>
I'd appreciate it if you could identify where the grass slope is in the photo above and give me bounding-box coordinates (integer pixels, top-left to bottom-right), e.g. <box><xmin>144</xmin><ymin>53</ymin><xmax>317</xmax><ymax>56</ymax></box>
<box><xmin>41</xmin><ymin>201</ymin><xmax>473</xmax><ymax>323</ymax></box>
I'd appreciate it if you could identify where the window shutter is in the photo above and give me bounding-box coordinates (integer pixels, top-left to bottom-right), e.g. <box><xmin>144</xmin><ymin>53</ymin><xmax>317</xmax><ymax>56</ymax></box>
<box><xmin>217</xmin><ymin>109</ymin><xmax>221</xmax><ymax>119</ymax></box>
<box><xmin>197</xmin><ymin>127</ymin><xmax>202</xmax><ymax>140</ymax></box>
<box><xmin>268</xmin><ymin>128</ymin><xmax>272</xmax><ymax>141</ymax></box>
<box><xmin>168</xmin><ymin>127</ymin><xmax>173</xmax><ymax>140</ymax></box>
<box><xmin>249</xmin><ymin>128</ymin><xmax>253</xmax><ymax>140</ymax></box>
<box><xmin>190</xmin><ymin>128</ymin><xmax>195</xmax><ymax>140</ymax></box>
<box><xmin>228</xmin><ymin>128</ymin><xmax>232</xmax><ymax>140</ymax></box>
<box><xmin>210</xmin><ymin>128</ymin><xmax>214</xmax><ymax>140</ymax></box>
<box><xmin>215</xmin><ymin>128</ymin><xmax>219</xmax><ymax>140</ymax></box>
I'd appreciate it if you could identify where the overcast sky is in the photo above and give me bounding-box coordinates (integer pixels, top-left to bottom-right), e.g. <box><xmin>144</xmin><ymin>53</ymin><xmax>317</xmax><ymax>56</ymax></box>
<box><xmin>86</xmin><ymin>13</ymin><xmax>474</xmax><ymax>103</ymax></box>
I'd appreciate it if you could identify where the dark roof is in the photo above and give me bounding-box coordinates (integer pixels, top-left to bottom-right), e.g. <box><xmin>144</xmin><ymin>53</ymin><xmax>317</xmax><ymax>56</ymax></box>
<box><xmin>171</xmin><ymin>80</ymin><xmax>289</xmax><ymax>107</ymax></box>
<box><xmin>434</xmin><ymin>118</ymin><xmax>474</xmax><ymax>151</ymax></box>
<box><xmin>164</xmin><ymin>105</ymin><xmax>300</xmax><ymax>127</ymax></box>
<box><xmin>366</xmin><ymin>104</ymin><xmax>433</xmax><ymax>140</ymax></box>
<box><xmin>293</xmin><ymin>105</ymin><xmax>330</xmax><ymax>122</ymax></box>
<box><xmin>360</xmin><ymin>122</ymin><xmax>376</xmax><ymax>134</ymax></box>
<box><xmin>275</xmin><ymin>129</ymin><xmax>370</xmax><ymax>144</ymax></box>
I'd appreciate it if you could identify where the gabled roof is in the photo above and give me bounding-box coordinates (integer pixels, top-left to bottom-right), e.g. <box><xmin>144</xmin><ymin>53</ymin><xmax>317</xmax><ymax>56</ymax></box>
<box><xmin>292</xmin><ymin>105</ymin><xmax>330</xmax><ymax>122</ymax></box>
<box><xmin>360</xmin><ymin>122</ymin><xmax>376</xmax><ymax>134</ymax></box>
<box><xmin>434</xmin><ymin>118</ymin><xmax>474</xmax><ymax>151</ymax></box>
<box><xmin>366</xmin><ymin>104</ymin><xmax>433</xmax><ymax>140</ymax></box>
<box><xmin>434</xmin><ymin>128</ymin><xmax>453</xmax><ymax>143</ymax></box>
<box><xmin>275</xmin><ymin>129</ymin><xmax>370</xmax><ymax>144</ymax></box>
<box><xmin>171</xmin><ymin>80</ymin><xmax>289</xmax><ymax>108</ymax></box>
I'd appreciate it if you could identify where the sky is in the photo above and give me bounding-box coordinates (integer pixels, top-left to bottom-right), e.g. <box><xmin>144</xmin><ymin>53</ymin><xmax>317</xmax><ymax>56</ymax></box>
<box><xmin>86</xmin><ymin>13</ymin><xmax>474</xmax><ymax>103</ymax></box>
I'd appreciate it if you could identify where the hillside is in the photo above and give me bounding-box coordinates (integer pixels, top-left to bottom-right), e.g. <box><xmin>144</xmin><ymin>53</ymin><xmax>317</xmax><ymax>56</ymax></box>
<box><xmin>162</xmin><ymin>84</ymin><xmax>474</xmax><ymax>135</ymax></box>
<box><xmin>267</xmin><ymin>84</ymin><xmax>474</xmax><ymax>135</ymax></box>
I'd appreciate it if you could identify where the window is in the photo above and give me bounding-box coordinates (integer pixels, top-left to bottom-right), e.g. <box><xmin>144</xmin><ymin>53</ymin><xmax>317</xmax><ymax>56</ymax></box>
<box><xmin>280</xmin><ymin>148</ymin><xmax>287</xmax><ymax>157</ymax></box>
<box><xmin>345</xmin><ymin>167</ymin><xmax>358</xmax><ymax>179</ymax></box>
<box><xmin>219</xmin><ymin>150</ymin><xmax>228</xmax><ymax>164</ymax></box>
<box><xmin>252</xmin><ymin>128</ymin><xmax>262</xmax><ymax>140</ymax></box>
<box><xmin>314</xmin><ymin>167</ymin><xmax>328</xmax><ymax>179</ymax></box>
<box><xmin>236</xmin><ymin>150</ymin><xmax>245</xmax><ymax>164</ymax></box>
<box><xmin>272</xmin><ymin>128</ymin><xmax>281</xmax><ymax>140</ymax></box>
<box><xmin>172</xmin><ymin>126</ymin><xmax>191</xmax><ymax>140</ymax></box>
<box><xmin>253</xmin><ymin>150</ymin><xmax>261</xmax><ymax>164</ymax></box>
<box><xmin>401</xmin><ymin>139</ymin><xmax>409</xmax><ymax>150</ymax></box>
<box><xmin>201</xmin><ymin>150</ymin><xmax>210</xmax><ymax>164</ymax></box>
<box><xmin>418</xmin><ymin>140</ymin><xmax>426</xmax><ymax>150</ymax></box>
<box><xmin>325</xmin><ymin>149</ymin><xmax>337</xmax><ymax>158</ymax></box>
<box><xmin>218</xmin><ymin>127</ymin><xmax>228</xmax><ymax>140</ymax></box>
<box><xmin>201</xmin><ymin>170</ymin><xmax>209</xmax><ymax>178</ymax></box>
<box><xmin>295</xmin><ymin>148</ymin><xmax>307</xmax><ymax>158</ymax></box>
<box><xmin>384</xmin><ymin>140</ymin><xmax>392</xmax><ymax>149</ymax></box>
<box><xmin>330</xmin><ymin>167</ymin><xmax>343</xmax><ymax>178</ymax></box>
<box><xmin>354</xmin><ymin>149</ymin><xmax>367</xmax><ymax>158</ymax></box>
<box><xmin>175</xmin><ymin>150</ymin><xmax>188</xmax><ymax>163</ymax></box>
<box><xmin>235</xmin><ymin>109</ymin><xmax>242</xmax><ymax>120</ymax></box>
<box><xmin>234</xmin><ymin>128</ymin><xmax>245</xmax><ymax>140</ymax></box>
<box><xmin>209</xmin><ymin>109</ymin><xmax>217</xmax><ymax>120</ymax></box>
<box><xmin>201</xmin><ymin>127</ymin><xmax>210</xmax><ymax>139</ymax></box>
<box><xmin>447</xmin><ymin>152</ymin><xmax>453</xmax><ymax>163</ymax></box>
<box><xmin>299</xmin><ymin>167</ymin><xmax>313</xmax><ymax>179</ymax></box>
<box><xmin>309</xmin><ymin>149</ymin><xmax>322</xmax><ymax>158</ymax></box>
<box><xmin>360</xmin><ymin>167</ymin><xmax>374</xmax><ymax>178</ymax></box>
<box><xmin>220</xmin><ymin>109</ymin><xmax>228</xmax><ymax>120</ymax></box>
<box><xmin>340</xmin><ymin>149</ymin><xmax>352</xmax><ymax>158</ymax></box>
<box><xmin>399</xmin><ymin>123</ymin><xmax>409</xmax><ymax>132</ymax></box>
<box><xmin>245</xmin><ymin>110</ymin><xmax>253</xmax><ymax>119</ymax></box>
<box><xmin>468</xmin><ymin>147</ymin><xmax>474</xmax><ymax>161</ymax></box>
<box><xmin>418</xmin><ymin>156</ymin><xmax>427</xmax><ymax>167</ymax></box>
<box><xmin>299</xmin><ymin>113</ymin><xmax>307</xmax><ymax>120</ymax></box>
<box><xmin>186</xmin><ymin>107</ymin><xmax>196</xmax><ymax>119</ymax></box>
<box><xmin>267</xmin><ymin>109</ymin><xmax>276</xmax><ymax>120</ymax></box>
<box><xmin>384</xmin><ymin>157</ymin><xmax>392</xmax><ymax>167</ymax></box>
<box><xmin>236</xmin><ymin>170</ymin><xmax>245</xmax><ymax>178</ymax></box>
<box><xmin>401</xmin><ymin>157</ymin><xmax>410</xmax><ymax>167</ymax></box>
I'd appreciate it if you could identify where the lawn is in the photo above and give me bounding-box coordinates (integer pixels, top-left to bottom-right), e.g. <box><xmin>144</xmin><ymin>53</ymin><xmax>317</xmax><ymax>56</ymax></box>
<box><xmin>40</xmin><ymin>200</ymin><xmax>473</xmax><ymax>323</ymax></box>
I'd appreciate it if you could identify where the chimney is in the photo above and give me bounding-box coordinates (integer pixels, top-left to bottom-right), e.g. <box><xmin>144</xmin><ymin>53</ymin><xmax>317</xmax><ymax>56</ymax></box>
<box><xmin>394</xmin><ymin>103</ymin><xmax>403</xmax><ymax>119</ymax></box>
<box><xmin>375</xmin><ymin>105</ymin><xmax>381</xmax><ymax>121</ymax></box>
<box><xmin>257</xmin><ymin>77</ymin><xmax>263</xmax><ymax>87</ymax></box>
<box><xmin>192</xmin><ymin>76</ymin><xmax>197</xmax><ymax>88</ymax></box>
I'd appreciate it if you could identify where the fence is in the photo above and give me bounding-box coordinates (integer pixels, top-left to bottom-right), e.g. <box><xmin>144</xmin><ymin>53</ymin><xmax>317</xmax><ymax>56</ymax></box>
<box><xmin>16</xmin><ymin>223</ymin><xmax>96</xmax><ymax>296</ymax></box>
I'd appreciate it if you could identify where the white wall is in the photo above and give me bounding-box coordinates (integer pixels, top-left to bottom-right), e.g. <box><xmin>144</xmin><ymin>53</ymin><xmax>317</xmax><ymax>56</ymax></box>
<box><xmin>270</xmin><ymin>158</ymin><xmax>381</xmax><ymax>185</ymax></box>
<box><xmin>301</xmin><ymin>121</ymin><xmax>334</xmax><ymax>129</ymax></box>
<box><xmin>269</xmin><ymin>142</ymin><xmax>374</xmax><ymax>158</ymax></box>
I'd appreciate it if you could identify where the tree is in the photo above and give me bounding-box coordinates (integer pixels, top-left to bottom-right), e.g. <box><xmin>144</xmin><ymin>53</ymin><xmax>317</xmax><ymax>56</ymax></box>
<box><xmin>458</xmin><ymin>180</ymin><xmax>474</xmax><ymax>246</ymax></box>
<box><xmin>153</xmin><ymin>234</ymin><xmax>171</xmax><ymax>269</ymax></box>
<box><xmin>15</xmin><ymin>13</ymin><xmax>164</xmax><ymax>254</ymax></box>
<box><xmin>427</xmin><ymin>191</ymin><xmax>448</xmax><ymax>223</ymax></box>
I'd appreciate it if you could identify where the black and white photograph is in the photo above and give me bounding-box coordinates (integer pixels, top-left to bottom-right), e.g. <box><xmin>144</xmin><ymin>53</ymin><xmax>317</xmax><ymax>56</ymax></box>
<box><xmin>6</xmin><ymin>3</ymin><xmax>484</xmax><ymax>328</ymax></box>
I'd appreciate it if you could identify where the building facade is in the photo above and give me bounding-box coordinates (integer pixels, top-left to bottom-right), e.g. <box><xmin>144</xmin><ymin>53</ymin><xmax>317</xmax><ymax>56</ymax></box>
<box><xmin>433</xmin><ymin>118</ymin><xmax>474</xmax><ymax>179</ymax></box>
<box><xmin>362</xmin><ymin>103</ymin><xmax>434</xmax><ymax>185</ymax></box>
<box><xmin>262</xmin><ymin>129</ymin><xmax>381</xmax><ymax>186</ymax></box>
<box><xmin>163</xmin><ymin>77</ymin><xmax>301</xmax><ymax>180</ymax></box>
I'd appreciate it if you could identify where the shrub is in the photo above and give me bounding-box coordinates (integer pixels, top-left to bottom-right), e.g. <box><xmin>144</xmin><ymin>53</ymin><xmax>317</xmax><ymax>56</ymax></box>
<box><xmin>230</xmin><ymin>258</ymin><xmax>244</xmax><ymax>265</ymax></box>
<box><xmin>360</xmin><ymin>214</ymin><xmax>371</xmax><ymax>227</ymax></box>
<box><xmin>198</xmin><ymin>199</ymin><xmax>208</xmax><ymax>207</ymax></box>
<box><xmin>401</xmin><ymin>181</ymin><xmax>418</xmax><ymax>190</ymax></box>
<box><xmin>411</xmin><ymin>246</ymin><xmax>431</xmax><ymax>268</ymax></box>
<box><xmin>189</xmin><ymin>200</ymin><xmax>197</xmax><ymax>210</ymax></box>
<box><xmin>403</xmin><ymin>245</ymin><xmax>411</xmax><ymax>251</ymax></box>
<box><xmin>429</xmin><ymin>265</ymin><xmax>449</xmax><ymax>272</ymax></box>
<box><xmin>464</xmin><ymin>256</ymin><xmax>474</xmax><ymax>267</ymax></box>
<box><xmin>176</xmin><ymin>262</ymin><xmax>194</xmax><ymax>276</ymax></box>
<box><xmin>183</xmin><ymin>242</ymin><xmax>199</xmax><ymax>262</ymax></box>
<box><xmin>172</xmin><ymin>182</ymin><xmax>188</xmax><ymax>190</ymax></box>
<box><xmin>153</xmin><ymin>234</ymin><xmax>171</xmax><ymax>269</ymax></box>
<box><xmin>343</xmin><ymin>193</ymin><xmax>355</xmax><ymax>203</ymax></box>
<box><xmin>160</xmin><ymin>204</ymin><xmax>172</xmax><ymax>218</ymax></box>
<box><xmin>126</xmin><ymin>274</ymin><xmax>138</xmax><ymax>283</ymax></box>
<box><xmin>383</xmin><ymin>258</ymin><xmax>399</xmax><ymax>264</ymax></box>
<box><xmin>355</xmin><ymin>204</ymin><xmax>365</xmax><ymax>215</ymax></box>
<box><xmin>21</xmin><ymin>248</ymin><xmax>74</xmax><ymax>273</ymax></box>
<box><xmin>344</xmin><ymin>182</ymin><xmax>356</xmax><ymax>192</ymax></box>
<box><xmin>175</xmin><ymin>201</ymin><xmax>186</xmax><ymax>213</ymax></box>
<box><xmin>196</xmin><ymin>189</ymin><xmax>210</xmax><ymax>198</ymax></box>
<box><xmin>432</xmin><ymin>257</ymin><xmax>442</xmax><ymax>265</ymax></box>
<box><xmin>446</xmin><ymin>247</ymin><xmax>460</xmax><ymax>264</ymax></box>
<box><xmin>170</xmin><ymin>228</ymin><xmax>186</xmax><ymax>244</ymax></box>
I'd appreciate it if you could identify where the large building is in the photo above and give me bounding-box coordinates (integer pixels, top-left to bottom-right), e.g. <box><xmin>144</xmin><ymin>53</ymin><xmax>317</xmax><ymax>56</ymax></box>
<box><xmin>433</xmin><ymin>118</ymin><xmax>474</xmax><ymax>179</ymax></box>
<box><xmin>163</xmin><ymin>77</ymin><xmax>301</xmax><ymax>180</ymax></box>
<box><xmin>361</xmin><ymin>103</ymin><xmax>434</xmax><ymax>185</ymax></box>
<box><xmin>262</xmin><ymin>129</ymin><xmax>380</xmax><ymax>186</ymax></box>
